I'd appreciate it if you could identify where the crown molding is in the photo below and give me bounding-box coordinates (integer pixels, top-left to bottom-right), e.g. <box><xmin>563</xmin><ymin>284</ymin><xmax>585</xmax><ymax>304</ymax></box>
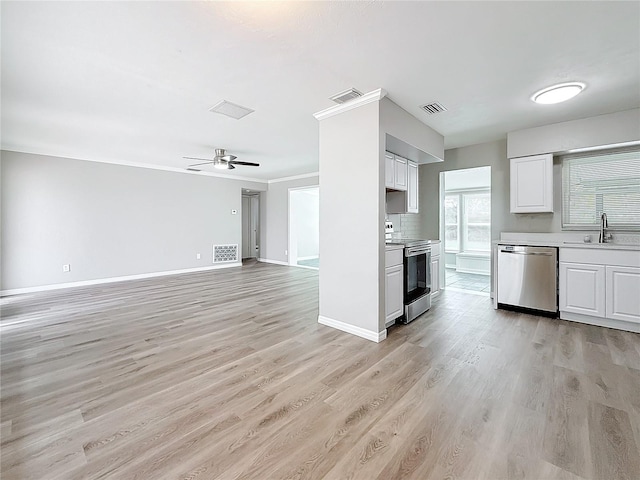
<box><xmin>313</xmin><ymin>88</ymin><xmax>387</xmax><ymax>121</ymax></box>
<box><xmin>268</xmin><ymin>172</ymin><xmax>319</xmax><ymax>184</ymax></box>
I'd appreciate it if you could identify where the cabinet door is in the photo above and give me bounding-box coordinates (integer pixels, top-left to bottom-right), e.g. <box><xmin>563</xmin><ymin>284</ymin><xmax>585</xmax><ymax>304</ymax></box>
<box><xmin>559</xmin><ymin>262</ymin><xmax>605</xmax><ymax>317</ymax></box>
<box><xmin>385</xmin><ymin>153</ymin><xmax>395</xmax><ymax>189</ymax></box>
<box><xmin>407</xmin><ymin>161</ymin><xmax>419</xmax><ymax>213</ymax></box>
<box><xmin>394</xmin><ymin>156</ymin><xmax>408</xmax><ymax>191</ymax></box>
<box><xmin>510</xmin><ymin>154</ymin><xmax>553</xmax><ymax>213</ymax></box>
<box><xmin>385</xmin><ymin>264</ymin><xmax>404</xmax><ymax>323</ymax></box>
<box><xmin>606</xmin><ymin>265</ymin><xmax>640</xmax><ymax>324</ymax></box>
<box><xmin>431</xmin><ymin>256</ymin><xmax>440</xmax><ymax>297</ymax></box>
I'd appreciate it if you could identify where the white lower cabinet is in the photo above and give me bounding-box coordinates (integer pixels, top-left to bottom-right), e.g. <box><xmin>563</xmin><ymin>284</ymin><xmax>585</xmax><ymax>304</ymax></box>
<box><xmin>385</xmin><ymin>264</ymin><xmax>404</xmax><ymax>325</ymax></box>
<box><xmin>605</xmin><ymin>265</ymin><xmax>640</xmax><ymax>324</ymax></box>
<box><xmin>559</xmin><ymin>247</ymin><xmax>640</xmax><ymax>332</ymax></box>
<box><xmin>431</xmin><ymin>255</ymin><xmax>440</xmax><ymax>298</ymax></box>
<box><xmin>559</xmin><ymin>262</ymin><xmax>606</xmax><ymax>317</ymax></box>
<box><xmin>385</xmin><ymin>247</ymin><xmax>404</xmax><ymax>326</ymax></box>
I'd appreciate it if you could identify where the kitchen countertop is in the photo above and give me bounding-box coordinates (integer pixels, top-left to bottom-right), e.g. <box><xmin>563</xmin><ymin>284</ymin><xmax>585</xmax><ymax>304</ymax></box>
<box><xmin>493</xmin><ymin>239</ymin><xmax>640</xmax><ymax>251</ymax></box>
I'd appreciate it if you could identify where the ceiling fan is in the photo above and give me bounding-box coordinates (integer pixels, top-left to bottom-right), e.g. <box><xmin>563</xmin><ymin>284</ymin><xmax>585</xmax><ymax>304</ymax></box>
<box><xmin>184</xmin><ymin>149</ymin><xmax>259</xmax><ymax>171</ymax></box>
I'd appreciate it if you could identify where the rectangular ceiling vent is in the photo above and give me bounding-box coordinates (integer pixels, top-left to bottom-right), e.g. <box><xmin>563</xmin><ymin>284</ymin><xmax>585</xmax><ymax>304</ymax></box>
<box><xmin>213</xmin><ymin>244</ymin><xmax>238</xmax><ymax>263</ymax></box>
<box><xmin>420</xmin><ymin>101</ymin><xmax>447</xmax><ymax>115</ymax></box>
<box><xmin>329</xmin><ymin>88</ymin><xmax>363</xmax><ymax>104</ymax></box>
<box><xmin>209</xmin><ymin>100</ymin><xmax>255</xmax><ymax>120</ymax></box>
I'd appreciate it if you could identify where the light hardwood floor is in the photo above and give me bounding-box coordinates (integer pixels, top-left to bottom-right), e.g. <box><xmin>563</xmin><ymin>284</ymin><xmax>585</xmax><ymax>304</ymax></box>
<box><xmin>1</xmin><ymin>261</ymin><xmax>639</xmax><ymax>479</ymax></box>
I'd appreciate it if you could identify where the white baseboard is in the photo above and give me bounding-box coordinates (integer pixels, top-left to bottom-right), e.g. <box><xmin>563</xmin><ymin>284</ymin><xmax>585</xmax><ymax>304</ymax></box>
<box><xmin>560</xmin><ymin>311</ymin><xmax>640</xmax><ymax>333</ymax></box>
<box><xmin>291</xmin><ymin>264</ymin><xmax>319</xmax><ymax>271</ymax></box>
<box><xmin>318</xmin><ymin>315</ymin><xmax>387</xmax><ymax>343</ymax></box>
<box><xmin>297</xmin><ymin>255</ymin><xmax>319</xmax><ymax>261</ymax></box>
<box><xmin>258</xmin><ymin>258</ymin><xmax>289</xmax><ymax>266</ymax></box>
<box><xmin>0</xmin><ymin>263</ymin><xmax>242</xmax><ymax>296</ymax></box>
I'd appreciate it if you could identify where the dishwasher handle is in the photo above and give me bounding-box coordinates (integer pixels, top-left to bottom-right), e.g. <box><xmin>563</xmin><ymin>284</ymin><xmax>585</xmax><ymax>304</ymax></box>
<box><xmin>500</xmin><ymin>250</ymin><xmax>553</xmax><ymax>256</ymax></box>
<box><xmin>499</xmin><ymin>245</ymin><xmax>558</xmax><ymax>256</ymax></box>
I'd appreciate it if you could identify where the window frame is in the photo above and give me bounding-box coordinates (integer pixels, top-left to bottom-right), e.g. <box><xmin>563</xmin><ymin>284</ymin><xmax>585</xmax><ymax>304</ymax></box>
<box><xmin>561</xmin><ymin>146</ymin><xmax>640</xmax><ymax>231</ymax></box>
<box><xmin>444</xmin><ymin>188</ymin><xmax>491</xmax><ymax>254</ymax></box>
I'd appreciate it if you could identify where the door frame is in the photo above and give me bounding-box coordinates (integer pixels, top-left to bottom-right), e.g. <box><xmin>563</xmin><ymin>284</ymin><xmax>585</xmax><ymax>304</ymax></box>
<box><xmin>288</xmin><ymin>185</ymin><xmax>320</xmax><ymax>270</ymax></box>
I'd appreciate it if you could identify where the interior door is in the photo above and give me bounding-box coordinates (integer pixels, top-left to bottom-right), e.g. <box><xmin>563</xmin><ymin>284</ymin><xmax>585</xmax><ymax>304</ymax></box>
<box><xmin>242</xmin><ymin>196</ymin><xmax>251</xmax><ymax>259</ymax></box>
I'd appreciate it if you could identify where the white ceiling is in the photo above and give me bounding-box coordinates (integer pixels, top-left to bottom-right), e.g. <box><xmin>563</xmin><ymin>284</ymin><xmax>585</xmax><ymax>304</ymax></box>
<box><xmin>2</xmin><ymin>1</ymin><xmax>639</xmax><ymax>181</ymax></box>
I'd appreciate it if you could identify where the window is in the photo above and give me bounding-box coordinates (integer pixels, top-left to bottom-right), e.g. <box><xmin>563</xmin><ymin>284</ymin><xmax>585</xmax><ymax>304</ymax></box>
<box><xmin>562</xmin><ymin>147</ymin><xmax>640</xmax><ymax>230</ymax></box>
<box><xmin>444</xmin><ymin>190</ymin><xmax>491</xmax><ymax>252</ymax></box>
<box><xmin>444</xmin><ymin>195</ymin><xmax>459</xmax><ymax>251</ymax></box>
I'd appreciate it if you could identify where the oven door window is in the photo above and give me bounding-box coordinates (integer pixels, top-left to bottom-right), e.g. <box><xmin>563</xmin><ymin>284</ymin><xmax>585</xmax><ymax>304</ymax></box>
<box><xmin>405</xmin><ymin>252</ymin><xmax>431</xmax><ymax>303</ymax></box>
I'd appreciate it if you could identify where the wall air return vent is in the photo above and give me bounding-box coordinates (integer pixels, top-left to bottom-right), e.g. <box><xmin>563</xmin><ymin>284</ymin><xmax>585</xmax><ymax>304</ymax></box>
<box><xmin>420</xmin><ymin>102</ymin><xmax>447</xmax><ymax>114</ymax></box>
<box><xmin>329</xmin><ymin>88</ymin><xmax>363</xmax><ymax>104</ymax></box>
<box><xmin>209</xmin><ymin>100</ymin><xmax>255</xmax><ymax>120</ymax></box>
<box><xmin>213</xmin><ymin>244</ymin><xmax>238</xmax><ymax>263</ymax></box>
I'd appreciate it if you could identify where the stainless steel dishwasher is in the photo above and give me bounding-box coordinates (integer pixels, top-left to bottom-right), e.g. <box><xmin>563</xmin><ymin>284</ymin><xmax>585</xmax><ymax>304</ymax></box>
<box><xmin>497</xmin><ymin>245</ymin><xmax>558</xmax><ymax>314</ymax></box>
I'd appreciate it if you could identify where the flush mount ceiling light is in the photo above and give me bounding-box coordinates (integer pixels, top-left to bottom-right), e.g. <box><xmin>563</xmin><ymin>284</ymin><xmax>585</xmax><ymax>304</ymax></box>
<box><xmin>532</xmin><ymin>82</ymin><xmax>585</xmax><ymax>104</ymax></box>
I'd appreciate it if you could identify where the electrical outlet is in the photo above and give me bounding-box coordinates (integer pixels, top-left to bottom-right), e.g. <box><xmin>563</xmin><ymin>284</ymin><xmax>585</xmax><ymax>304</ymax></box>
<box><xmin>196</xmin><ymin>253</ymin><xmax>201</xmax><ymax>259</ymax></box>
<box><xmin>63</xmin><ymin>264</ymin><xmax>71</xmax><ymax>272</ymax></box>
<box><xmin>285</xmin><ymin>250</ymin><xmax>288</xmax><ymax>256</ymax></box>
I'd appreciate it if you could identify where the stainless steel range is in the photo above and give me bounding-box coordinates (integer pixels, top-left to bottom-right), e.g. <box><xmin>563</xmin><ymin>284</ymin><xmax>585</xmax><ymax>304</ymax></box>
<box><xmin>387</xmin><ymin>239</ymin><xmax>432</xmax><ymax>323</ymax></box>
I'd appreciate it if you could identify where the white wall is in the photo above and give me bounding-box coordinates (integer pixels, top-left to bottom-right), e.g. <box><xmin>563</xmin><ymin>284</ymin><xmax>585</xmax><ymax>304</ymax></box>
<box><xmin>444</xmin><ymin>166</ymin><xmax>491</xmax><ymax>191</ymax></box>
<box><xmin>507</xmin><ymin>108</ymin><xmax>640</xmax><ymax>158</ymax></box>
<box><xmin>420</xmin><ymin>139</ymin><xmax>568</xmax><ymax>240</ymax></box>
<box><xmin>1</xmin><ymin>151</ymin><xmax>265</xmax><ymax>290</ymax></box>
<box><xmin>259</xmin><ymin>175</ymin><xmax>319</xmax><ymax>264</ymax></box>
<box><xmin>318</xmin><ymin>101</ymin><xmax>382</xmax><ymax>336</ymax></box>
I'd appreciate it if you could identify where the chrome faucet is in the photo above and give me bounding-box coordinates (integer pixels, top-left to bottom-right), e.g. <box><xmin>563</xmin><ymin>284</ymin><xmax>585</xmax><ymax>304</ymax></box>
<box><xmin>599</xmin><ymin>213</ymin><xmax>612</xmax><ymax>243</ymax></box>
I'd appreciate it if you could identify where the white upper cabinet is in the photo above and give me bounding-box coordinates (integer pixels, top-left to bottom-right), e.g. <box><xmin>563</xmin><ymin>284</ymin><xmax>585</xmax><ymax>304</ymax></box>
<box><xmin>385</xmin><ymin>153</ymin><xmax>395</xmax><ymax>189</ymax></box>
<box><xmin>407</xmin><ymin>161</ymin><xmax>418</xmax><ymax>213</ymax></box>
<box><xmin>385</xmin><ymin>153</ymin><xmax>408</xmax><ymax>192</ymax></box>
<box><xmin>386</xmin><ymin>153</ymin><xmax>418</xmax><ymax>214</ymax></box>
<box><xmin>510</xmin><ymin>154</ymin><xmax>553</xmax><ymax>213</ymax></box>
<box><xmin>394</xmin><ymin>156</ymin><xmax>408</xmax><ymax>191</ymax></box>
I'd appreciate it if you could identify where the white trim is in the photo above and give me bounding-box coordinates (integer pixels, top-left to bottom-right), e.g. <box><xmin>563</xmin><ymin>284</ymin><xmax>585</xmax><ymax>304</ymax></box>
<box><xmin>292</xmin><ymin>264</ymin><xmax>319</xmax><ymax>271</ymax></box>
<box><xmin>313</xmin><ymin>88</ymin><xmax>387</xmax><ymax>121</ymax></box>
<box><xmin>268</xmin><ymin>172</ymin><xmax>319</xmax><ymax>184</ymax></box>
<box><xmin>3</xmin><ymin>149</ymin><xmax>269</xmax><ymax>184</ymax></box>
<box><xmin>318</xmin><ymin>315</ymin><xmax>387</xmax><ymax>343</ymax></box>
<box><xmin>257</xmin><ymin>258</ymin><xmax>289</xmax><ymax>266</ymax></box>
<box><xmin>0</xmin><ymin>263</ymin><xmax>242</xmax><ymax>297</ymax></box>
<box><xmin>560</xmin><ymin>311</ymin><xmax>640</xmax><ymax>333</ymax></box>
<box><xmin>298</xmin><ymin>255</ymin><xmax>319</xmax><ymax>261</ymax></box>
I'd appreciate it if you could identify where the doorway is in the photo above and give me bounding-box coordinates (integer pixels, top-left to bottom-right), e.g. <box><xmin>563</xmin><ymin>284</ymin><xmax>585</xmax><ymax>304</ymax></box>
<box><xmin>288</xmin><ymin>186</ymin><xmax>319</xmax><ymax>270</ymax></box>
<box><xmin>242</xmin><ymin>194</ymin><xmax>260</xmax><ymax>260</ymax></box>
<box><xmin>440</xmin><ymin>166</ymin><xmax>491</xmax><ymax>295</ymax></box>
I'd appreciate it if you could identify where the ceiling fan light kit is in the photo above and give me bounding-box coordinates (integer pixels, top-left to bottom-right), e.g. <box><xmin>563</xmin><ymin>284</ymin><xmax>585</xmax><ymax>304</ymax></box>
<box><xmin>184</xmin><ymin>149</ymin><xmax>259</xmax><ymax>171</ymax></box>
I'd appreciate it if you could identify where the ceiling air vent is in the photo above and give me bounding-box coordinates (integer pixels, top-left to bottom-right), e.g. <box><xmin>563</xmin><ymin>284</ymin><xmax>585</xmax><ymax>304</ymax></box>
<box><xmin>209</xmin><ymin>100</ymin><xmax>255</xmax><ymax>120</ymax></box>
<box><xmin>420</xmin><ymin>101</ymin><xmax>447</xmax><ymax>115</ymax></box>
<box><xmin>329</xmin><ymin>88</ymin><xmax>363</xmax><ymax>104</ymax></box>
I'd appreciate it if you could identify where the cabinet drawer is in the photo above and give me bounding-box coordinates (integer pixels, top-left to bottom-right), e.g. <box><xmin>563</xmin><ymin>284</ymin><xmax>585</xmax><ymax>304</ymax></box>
<box><xmin>385</xmin><ymin>248</ymin><xmax>403</xmax><ymax>267</ymax></box>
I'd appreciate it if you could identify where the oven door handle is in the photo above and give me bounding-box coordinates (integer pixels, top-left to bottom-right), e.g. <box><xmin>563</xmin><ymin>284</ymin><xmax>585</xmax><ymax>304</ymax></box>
<box><xmin>406</xmin><ymin>247</ymin><xmax>431</xmax><ymax>257</ymax></box>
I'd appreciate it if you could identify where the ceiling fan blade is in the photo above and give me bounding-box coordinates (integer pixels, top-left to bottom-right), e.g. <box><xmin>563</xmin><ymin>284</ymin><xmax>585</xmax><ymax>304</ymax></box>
<box><xmin>229</xmin><ymin>161</ymin><xmax>260</xmax><ymax>167</ymax></box>
<box><xmin>217</xmin><ymin>154</ymin><xmax>237</xmax><ymax>162</ymax></box>
<box><xmin>228</xmin><ymin>164</ymin><xmax>236</xmax><ymax>170</ymax></box>
<box><xmin>186</xmin><ymin>162</ymin><xmax>216</xmax><ymax>168</ymax></box>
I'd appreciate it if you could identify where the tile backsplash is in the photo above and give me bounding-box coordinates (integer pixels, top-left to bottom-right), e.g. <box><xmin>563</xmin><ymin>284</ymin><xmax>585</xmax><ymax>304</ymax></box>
<box><xmin>387</xmin><ymin>213</ymin><xmax>422</xmax><ymax>239</ymax></box>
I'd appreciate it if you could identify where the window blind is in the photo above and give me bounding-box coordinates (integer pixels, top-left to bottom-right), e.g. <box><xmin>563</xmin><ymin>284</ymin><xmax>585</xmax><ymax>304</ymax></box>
<box><xmin>561</xmin><ymin>147</ymin><xmax>640</xmax><ymax>229</ymax></box>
